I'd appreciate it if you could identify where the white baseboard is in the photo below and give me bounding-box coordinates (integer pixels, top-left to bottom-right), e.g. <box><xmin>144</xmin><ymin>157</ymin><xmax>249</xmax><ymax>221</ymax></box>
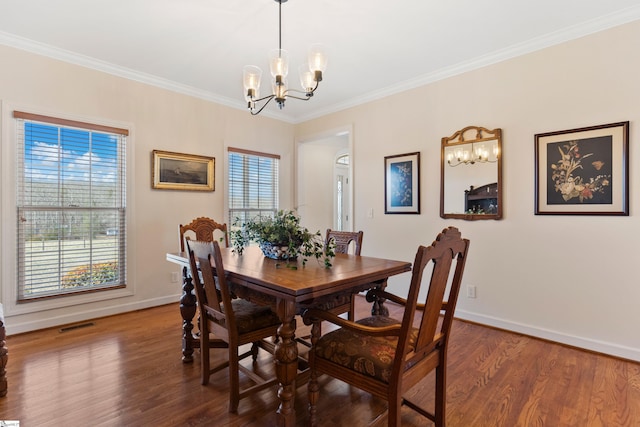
<box><xmin>5</xmin><ymin>295</ymin><xmax>180</xmax><ymax>335</ymax></box>
<box><xmin>455</xmin><ymin>309</ymin><xmax>640</xmax><ymax>362</ymax></box>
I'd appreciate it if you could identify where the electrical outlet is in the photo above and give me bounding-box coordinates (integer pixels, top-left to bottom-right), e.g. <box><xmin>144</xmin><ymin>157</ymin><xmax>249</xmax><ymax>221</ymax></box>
<box><xmin>171</xmin><ymin>271</ymin><xmax>180</xmax><ymax>283</ymax></box>
<box><xmin>467</xmin><ymin>285</ymin><xmax>476</xmax><ymax>298</ymax></box>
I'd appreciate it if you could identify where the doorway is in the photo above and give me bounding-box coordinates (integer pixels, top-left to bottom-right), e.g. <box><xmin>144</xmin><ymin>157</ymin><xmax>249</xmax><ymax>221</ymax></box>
<box><xmin>296</xmin><ymin>128</ymin><xmax>353</xmax><ymax>233</ymax></box>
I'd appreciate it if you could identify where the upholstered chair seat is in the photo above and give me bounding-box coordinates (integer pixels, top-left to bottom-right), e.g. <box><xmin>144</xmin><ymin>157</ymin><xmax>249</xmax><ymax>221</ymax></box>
<box><xmin>215</xmin><ymin>299</ymin><xmax>280</xmax><ymax>334</ymax></box>
<box><xmin>312</xmin><ymin>315</ymin><xmax>418</xmax><ymax>383</ymax></box>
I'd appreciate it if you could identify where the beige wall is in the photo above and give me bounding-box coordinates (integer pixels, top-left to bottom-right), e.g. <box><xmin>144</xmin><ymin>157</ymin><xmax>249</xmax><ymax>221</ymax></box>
<box><xmin>296</xmin><ymin>20</ymin><xmax>640</xmax><ymax>361</ymax></box>
<box><xmin>0</xmin><ymin>44</ymin><xmax>295</xmax><ymax>332</ymax></box>
<box><xmin>1</xmin><ymin>19</ymin><xmax>639</xmax><ymax>361</ymax></box>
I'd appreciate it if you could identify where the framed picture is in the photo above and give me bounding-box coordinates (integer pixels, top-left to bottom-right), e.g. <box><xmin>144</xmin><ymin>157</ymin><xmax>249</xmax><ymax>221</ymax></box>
<box><xmin>534</xmin><ymin>121</ymin><xmax>628</xmax><ymax>215</ymax></box>
<box><xmin>384</xmin><ymin>152</ymin><xmax>420</xmax><ymax>214</ymax></box>
<box><xmin>152</xmin><ymin>150</ymin><xmax>215</xmax><ymax>191</ymax></box>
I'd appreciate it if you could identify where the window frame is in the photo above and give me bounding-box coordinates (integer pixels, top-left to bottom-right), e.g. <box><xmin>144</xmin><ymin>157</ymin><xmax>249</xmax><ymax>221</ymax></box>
<box><xmin>1</xmin><ymin>105</ymin><xmax>135</xmax><ymax>316</ymax></box>
<box><xmin>227</xmin><ymin>147</ymin><xmax>280</xmax><ymax>228</ymax></box>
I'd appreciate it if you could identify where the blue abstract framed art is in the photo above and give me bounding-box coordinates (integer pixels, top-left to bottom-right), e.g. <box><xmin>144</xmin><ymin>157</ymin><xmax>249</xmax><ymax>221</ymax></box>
<box><xmin>384</xmin><ymin>152</ymin><xmax>420</xmax><ymax>214</ymax></box>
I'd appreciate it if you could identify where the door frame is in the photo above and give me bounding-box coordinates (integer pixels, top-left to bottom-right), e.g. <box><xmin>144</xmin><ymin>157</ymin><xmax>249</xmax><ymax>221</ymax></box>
<box><xmin>294</xmin><ymin>124</ymin><xmax>354</xmax><ymax>231</ymax></box>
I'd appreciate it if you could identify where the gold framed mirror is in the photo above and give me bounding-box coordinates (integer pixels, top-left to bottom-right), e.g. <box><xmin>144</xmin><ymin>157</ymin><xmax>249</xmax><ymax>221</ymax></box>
<box><xmin>440</xmin><ymin>126</ymin><xmax>502</xmax><ymax>220</ymax></box>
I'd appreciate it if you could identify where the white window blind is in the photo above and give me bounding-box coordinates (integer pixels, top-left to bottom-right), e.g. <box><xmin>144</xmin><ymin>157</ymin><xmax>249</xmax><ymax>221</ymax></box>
<box><xmin>228</xmin><ymin>147</ymin><xmax>279</xmax><ymax>225</ymax></box>
<box><xmin>14</xmin><ymin>111</ymin><xmax>128</xmax><ymax>301</ymax></box>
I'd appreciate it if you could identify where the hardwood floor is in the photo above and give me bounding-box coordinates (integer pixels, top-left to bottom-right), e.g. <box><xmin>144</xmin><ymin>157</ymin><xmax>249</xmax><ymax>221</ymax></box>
<box><xmin>1</xmin><ymin>298</ymin><xmax>639</xmax><ymax>426</ymax></box>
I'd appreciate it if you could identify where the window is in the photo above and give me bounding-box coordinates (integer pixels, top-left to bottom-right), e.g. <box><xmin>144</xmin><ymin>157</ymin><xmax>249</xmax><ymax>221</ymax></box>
<box><xmin>228</xmin><ymin>147</ymin><xmax>279</xmax><ymax>226</ymax></box>
<box><xmin>14</xmin><ymin>111</ymin><xmax>127</xmax><ymax>301</ymax></box>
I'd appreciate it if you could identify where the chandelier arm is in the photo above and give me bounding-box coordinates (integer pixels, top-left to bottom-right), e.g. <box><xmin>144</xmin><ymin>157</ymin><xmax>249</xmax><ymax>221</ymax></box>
<box><xmin>252</xmin><ymin>93</ymin><xmax>277</xmax><ymax>104</ymax></box>
<box><xmin>285</xmin><ymin>95</ymin><xmax>311</xmax><ymax>101</ymax></box>
<box><xmin>282</xmin><ymin>79</ymin><xmax>320</xmax><ymax>100</ymax></box>
<box><xmin>250</xmin><ymin>95</ymin><xmax>276</xmax><ymax>116</ymax></box>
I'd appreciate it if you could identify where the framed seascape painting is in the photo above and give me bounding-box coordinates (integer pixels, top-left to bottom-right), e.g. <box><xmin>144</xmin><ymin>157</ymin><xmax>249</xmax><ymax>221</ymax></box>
<box><xmin>152</xmin><ymin>150</ymin><xmax>215</xmax><ymax>191</ymax></box>
<box><xmin>534</xmin><ymin>122</ymin><xmax>629</xmax><ymax>215</ymax></box>
<box><xmin>384</xmin><ymin>152</ymin><xmax>420</xmax><ymax>214</ymax></box>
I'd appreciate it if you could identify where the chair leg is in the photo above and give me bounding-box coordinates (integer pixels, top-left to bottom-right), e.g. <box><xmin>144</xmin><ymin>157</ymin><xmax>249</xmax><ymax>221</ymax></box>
<box><xmin>388</xmin><ymin>396</ymin><xmax>402</xmax><ymax>427</ymax></box>
<box><xmin>200</xmin><ymin>326</ymin><xmax>210</xmax><ymax>386</ymax></box>
<box><xmin>229</xmin><ymin>345</ymin><xmax>240</xmax><ymax>413</ymax></box>
<box><xmin>308</xmin><ymin>321</ymin><xmax>321</xmax><ymax>426</ymax></box>
<box><xmin>435</xmin><ymin>362</ymin><xmax>446</xmax><ymax>427</ymax></box>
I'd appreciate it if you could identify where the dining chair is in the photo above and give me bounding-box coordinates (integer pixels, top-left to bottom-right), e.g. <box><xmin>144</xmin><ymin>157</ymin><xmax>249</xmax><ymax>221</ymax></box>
<box><xmin>186</xmin><ymin>239</ymin><xmax>280</xmax><ymax>413</ymax></box>
<box><xmin>325</xmin><ymin>229</ymin><xmax>363</xmax><ymax>256</ymax></box>
<box><xmin>325</xmin><ymin>229</ymin><xmax>364</xmax><ymax>321</ymax></box>
<box><xmin>179</xmin><ymin>217</ymin><xmax>230</xmax><ymax>341</ymax></box>
<box><xmin>179</xmin><ymin>216</ymin><xmax>229</xmax><ymax>252</ymax></box>
<box><xmin>303</xmin><ymin>226</ymin><xmax>470</xmax><ymax>426</ymax></box>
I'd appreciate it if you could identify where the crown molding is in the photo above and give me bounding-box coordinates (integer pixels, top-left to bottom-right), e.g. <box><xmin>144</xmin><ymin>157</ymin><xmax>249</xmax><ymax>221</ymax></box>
<box><xmin>296</xmin><ymin>6</ymin><xmax>640</xmax><ymax>123</ymax></box>
<box><xmin>2</xmin><ymin>5</ymin><xmax>640</xmax><ymax>125</ymax></box>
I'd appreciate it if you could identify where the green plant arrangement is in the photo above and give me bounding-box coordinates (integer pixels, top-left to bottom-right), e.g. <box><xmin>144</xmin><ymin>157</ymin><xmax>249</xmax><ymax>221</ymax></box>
<box><xmin>230</xmin><ymin>210</ymin><xmax>335</xmax><ymax>268</ymax></box>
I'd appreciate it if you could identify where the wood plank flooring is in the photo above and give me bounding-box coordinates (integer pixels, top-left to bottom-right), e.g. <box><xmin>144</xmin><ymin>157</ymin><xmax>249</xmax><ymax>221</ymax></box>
<box><xmin>1</xmin><ymin>298</ymin><xmax>639</xmax><ymax>426</ymax></box>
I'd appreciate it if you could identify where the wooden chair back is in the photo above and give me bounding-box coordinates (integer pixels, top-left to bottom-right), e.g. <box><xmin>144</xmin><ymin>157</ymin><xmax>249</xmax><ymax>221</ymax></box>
<box><xmin>186</xmin><ymin>239</ymin><xmax>239</xmax><ymax>340</ymax></box>
<box><xmin>323</xmin><ymin>229</ymin><xmax>364</xmax><ymax>321</ymax></box>
<box><xmin>325</xmin><ymin>229</ymin><xmax>363</xmax><ymax>255</ymax></box>
<box><xmin>395</xmin><ymin>226</ymin><xmax>469</xmax><ymax>381</ymax></box>
<box><xmin>179</xmin><ymin>217</ymin><xmax>228</xmax><ymax>252</ymax></box>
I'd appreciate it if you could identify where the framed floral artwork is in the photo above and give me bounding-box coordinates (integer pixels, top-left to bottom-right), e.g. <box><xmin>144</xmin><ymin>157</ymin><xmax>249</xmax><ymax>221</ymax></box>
<box><xmin>534</xmin><ymin>122</ymin><xmax>629</xmax><ymax>215</ymax></box>
<box><xmin>384</xmin><ymin>152</ymin><xmax>420</xmax><ymax>214</ymax></box>
<box><xmin>152</xmin><ymin>150</ymin><xmax>215</xmax><ymax>191</ymax></box>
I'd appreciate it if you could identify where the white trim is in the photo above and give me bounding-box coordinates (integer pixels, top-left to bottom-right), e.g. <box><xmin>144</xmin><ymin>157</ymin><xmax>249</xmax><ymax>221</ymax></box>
<box><xmin>455</xmin><ymin>309</ymin><xmax>640</xmax><ymax>362</ymax></box>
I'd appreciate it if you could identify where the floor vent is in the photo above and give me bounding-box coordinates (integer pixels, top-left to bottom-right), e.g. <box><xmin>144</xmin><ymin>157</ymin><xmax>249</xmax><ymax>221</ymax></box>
<box><xmin>59</xmin><ymin>322</ymin><xmax>95</xmax><ymax>333</ymax></box>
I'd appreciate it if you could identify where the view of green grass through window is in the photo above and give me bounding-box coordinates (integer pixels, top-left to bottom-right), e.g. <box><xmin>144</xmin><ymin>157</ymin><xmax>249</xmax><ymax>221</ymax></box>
<box><xmin>15</xmin><ymin>112</ymin><xmax>127</xmax><ymax>300</ymax></box>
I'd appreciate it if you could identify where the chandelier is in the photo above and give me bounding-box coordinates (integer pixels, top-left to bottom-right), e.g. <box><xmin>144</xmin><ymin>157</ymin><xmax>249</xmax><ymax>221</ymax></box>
<box><xmin>242</xmin><ymin>0</ymin><xmax>327</xmax><ymax>116</ymax></box>
<box><xmin>447</xmin><ymin>142</ymin><xmax>499</xmax><ymax>167</ymax></box>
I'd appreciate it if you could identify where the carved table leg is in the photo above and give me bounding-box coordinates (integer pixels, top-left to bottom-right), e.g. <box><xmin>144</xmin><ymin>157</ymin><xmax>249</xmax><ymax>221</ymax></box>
<box><xmin>308</xmin><ymin>320</ymin><xmax>321</xmax><ymax>426</ymax></box>
<box><xmin>370</xmin><ymin>279</ymin><xmax>389</xmax><ymax>316</ymax></box>
<box><xmin>179</xmin><ymin>266</ymin><xmax>198</xmax><ymax>363</ymax></box>
<box><xmin>274</xmin><ymin>299</ymin><xmax>298</xmax><ymax>427</ymax></box>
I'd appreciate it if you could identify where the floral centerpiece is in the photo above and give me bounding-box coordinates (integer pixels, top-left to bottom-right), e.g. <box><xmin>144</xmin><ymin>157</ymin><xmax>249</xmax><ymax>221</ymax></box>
<box><xmin>230</xmin><ymin>210</ymin><xmax>334</xmax><ymax>268</ymax></box>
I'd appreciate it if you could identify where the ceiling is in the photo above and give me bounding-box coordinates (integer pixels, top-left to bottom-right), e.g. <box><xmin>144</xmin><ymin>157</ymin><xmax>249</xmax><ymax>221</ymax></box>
<box><xmin>1</xmin><ymin>0</ymin><xmax>640</xmax><ymax>123</ymax></box>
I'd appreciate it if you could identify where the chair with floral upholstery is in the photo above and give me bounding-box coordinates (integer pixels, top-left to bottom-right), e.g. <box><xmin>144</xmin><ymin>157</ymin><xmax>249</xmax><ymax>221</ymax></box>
<box><xmin>303</xmin><ymin>227</ymin><xmax>470</xmax><ymax>426</ymax></box>
<box><xmin>187</xmin><ymin>239</ymin><xmax>280</xmax><ymax>413</ymax></box>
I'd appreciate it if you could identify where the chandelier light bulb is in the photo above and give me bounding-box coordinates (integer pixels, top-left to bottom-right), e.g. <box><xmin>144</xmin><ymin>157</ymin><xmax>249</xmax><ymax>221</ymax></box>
<box><xmin>269</xmin><ymin>48</ymin><xmax>289</xmax><ymax>79</ymax></box>
<box><xmin>308</xmin><ymin>43</ymin><xmax>327</xmax><ymax>74</ymax></box>
<box><xmin>299</xmin><ymin>64</ymin><xmax>315</xmax><ymax>92</ymax></box>
<box><xmin>243</xmin><ymin>65</ymin><xmax>262</xmax><ymax>101</ymax></box>
<box><xmin>273</xmin><ymin>78</ymin><xmax>288</xmax><ymax>99</ymax></box>
<box><xmin>448</xmin><ymin>142</ymin><xmax>498</xmax><ymax>167</ymax></box>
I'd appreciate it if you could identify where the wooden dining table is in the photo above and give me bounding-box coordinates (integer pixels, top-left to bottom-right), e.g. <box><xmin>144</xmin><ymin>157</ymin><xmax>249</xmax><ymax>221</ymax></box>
<box><xmin>166</xmin><ymin>246</ymin><xmax>411</xmax><ymax>427</ymax></box>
